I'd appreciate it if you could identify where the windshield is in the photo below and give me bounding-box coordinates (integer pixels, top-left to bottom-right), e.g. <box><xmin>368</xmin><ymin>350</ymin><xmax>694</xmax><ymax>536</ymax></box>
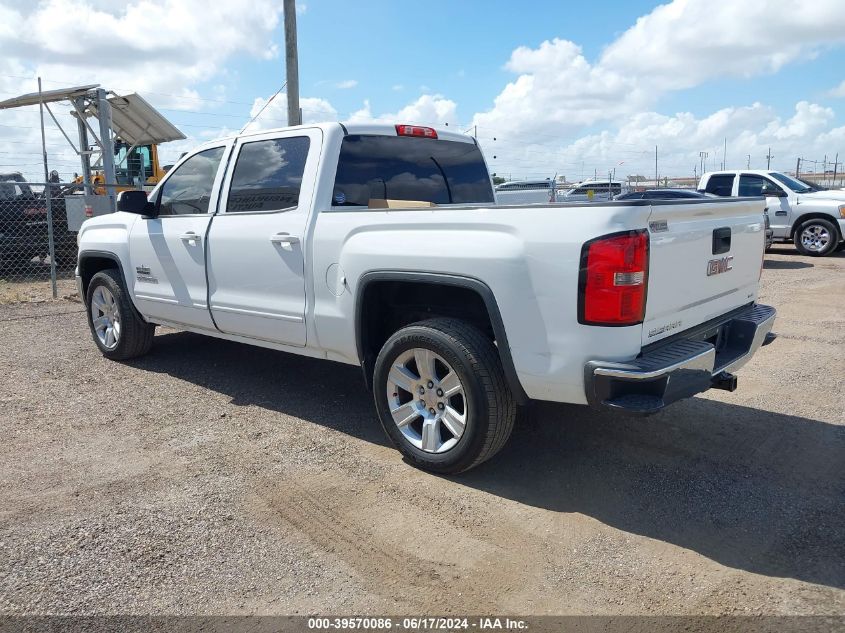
<box><xmin>796</xmin><ymin>177</ymin><xmax>825</xmax><ymax>191</ymax></box>
<box><xmin>770</xmin><ymin>172</ymin><xmax>813</xmax><ymax>193</ymax></box>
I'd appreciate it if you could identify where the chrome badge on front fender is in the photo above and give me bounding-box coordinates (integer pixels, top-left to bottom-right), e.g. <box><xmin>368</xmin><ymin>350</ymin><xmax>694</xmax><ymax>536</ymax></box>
<box><xmin>707</xmin><ymin>256</ymin><xmax>734</xmax><ymax>276</ymax></box>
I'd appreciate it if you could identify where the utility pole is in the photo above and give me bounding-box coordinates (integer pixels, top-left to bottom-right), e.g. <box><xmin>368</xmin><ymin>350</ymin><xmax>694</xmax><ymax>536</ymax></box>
<box><xmin>722</xmin><ymin>137</ymin><xmax>726</xmax><ymax>170</ymax></box>
<box><xmin>833</xmin><ymin>152</ymin><xmax>839</xmax><ymax>186</ymax></box>
<box><xmin>699</xmin><ymin>151</ymin><xmax>708</xmax><ymax>177</ymax></box>
<box><xmin>795</xmin><ymin>157</ymin><xmax>801</xmax><ymax>178</ymax></box>
<box><xmin>747</xmin><ymin>154</ymin><xmax>751</xmax><ymax>169</ymax></box>
<box><xmin>654</xmin><ymin>145</ymin><xmax>658</xmax><ymax>187</ymax></box>
<box><xmin>37</xmin><ymin>78</ymin><xmax>57</xmax><ymax>299</ymax></box>
<box><xmin>283</xmin><ymin>0</ymin><xmax>301</xmax><ymax>126</ymax></box>
<box><xmin>766</xmin><ymin>147</ymin><xmax>773</xmax><ymax>170</ymax></box>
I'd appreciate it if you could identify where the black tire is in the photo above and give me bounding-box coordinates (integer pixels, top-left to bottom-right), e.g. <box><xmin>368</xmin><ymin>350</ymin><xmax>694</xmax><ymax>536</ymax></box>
<box><xmin>85</xmin><ymin>268</ymin><xmax>154</xmax><ymax>360</ymax></box>
<box><xmin>373</xmin><ymin>317</ymin><xmax>516</xmax><ymax>474</ymax></box>
<box><xmin>793</xmin><ymin>218</ymin><xmax>840</xmax><ymax>256</ymax></box>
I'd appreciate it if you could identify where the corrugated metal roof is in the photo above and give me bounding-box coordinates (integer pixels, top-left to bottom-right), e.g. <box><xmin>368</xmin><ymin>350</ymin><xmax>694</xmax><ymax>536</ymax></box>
<box><xmin>89</xmin><ymin>93</ymin><xmax>186</xmax><ymax>146</ymax></box>
<box><xmin>0</xmin><ymin>84</ymin><xmax>99</xmax><ymax>109</ymax></box>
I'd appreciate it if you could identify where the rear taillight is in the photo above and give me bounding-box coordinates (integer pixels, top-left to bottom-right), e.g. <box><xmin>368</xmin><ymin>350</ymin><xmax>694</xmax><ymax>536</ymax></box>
<box><xmin>578</xmin><ymin>230</ymin><xmax>649</xmax><ymax>326</ymax></box>
<box><xmin>395</xmin><ymin>124</ymin><xmax>438</xmax><ymax>139</ymax></box>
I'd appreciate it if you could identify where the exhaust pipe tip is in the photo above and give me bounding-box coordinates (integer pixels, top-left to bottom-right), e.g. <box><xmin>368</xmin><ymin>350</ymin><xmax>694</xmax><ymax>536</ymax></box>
<box><xmin>712</xmin><ymin>371</ymin><xmax>738</xmax><ymax>392</ymax></box>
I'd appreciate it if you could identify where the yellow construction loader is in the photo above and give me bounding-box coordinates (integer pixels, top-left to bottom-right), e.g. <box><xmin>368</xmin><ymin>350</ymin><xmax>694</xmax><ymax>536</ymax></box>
<box><xmin>76</xmin><ymin>140</ymin><xmax>171</xmax><ymax>195</ymax></box>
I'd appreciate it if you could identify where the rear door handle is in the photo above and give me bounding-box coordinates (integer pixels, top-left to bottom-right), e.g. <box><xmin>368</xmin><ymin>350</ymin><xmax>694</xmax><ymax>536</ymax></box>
<box><xmin>270</xmin><ymin>233</ymin><xmax>300</xmax><ymax>250</ymax></box>
<box><xmin>775</xmin><ymin>211</ymin><xmax>788</xmax><ymax>216</ymax></box>
<box><xmin>179</xmin><ymin>231</ymin><xmax>201</xmax><ymax>244</ymax></box>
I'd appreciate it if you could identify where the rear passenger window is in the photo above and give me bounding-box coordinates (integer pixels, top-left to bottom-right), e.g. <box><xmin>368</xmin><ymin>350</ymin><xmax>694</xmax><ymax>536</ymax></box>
<box><xmin>704</xmin><ymin>174</ymin><xmax>735</xmax><ymax>197</ymax></box>
<box><xmin>227</xmin><ymin>137</ymin><xmax>310</xmax><ymax>212</ymax></box>
<box><xmin>332</xmin><ymin>134</ymin><xmax>494</xmax><ymax>207</ymax></box>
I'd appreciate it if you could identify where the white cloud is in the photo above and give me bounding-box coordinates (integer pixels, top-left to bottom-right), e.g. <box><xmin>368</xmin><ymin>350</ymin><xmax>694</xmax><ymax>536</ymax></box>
<box><xmin>0</xmin><ymin>0</ymin><xmax>286</xmax><ymax>180</ymax></box>
<box><xmin>766</xmin><ymin>101</ymin><xmax>833</xmax><ymax>139</ymax></box>
<box><xmin>392</xmin><ymin>84</ymin><xmax>404</xmax><ymax>92</ymax></box>
<box><xmin>473</xmin><ymin>38</ymin><xmax>643</xmax><ymax>139</ymax></box>
<box><xmin>828</xmin><ymin>80</ymin><xmax>845</xmax><ymax>98</ymax></box>
<box><xmin>480</xmin><ymin>101</ymin><xmax>843</xmax><ymax>182</ymax></box>
<box><xmin>335</xmin><ymin>80</ymin><xmax>358</xmax><ymax>90</ymax></box>
<box><xmin>347</xmin><ymin>100</ymin><xmax>374</xmax><ymax>123</ymax></box>
<box><xmin>601</xmin><ymin>0</ymin><xmax>845</xmax><ymax>91</ymax></box>
<box><xmin>244</xmin><ymin>94</ymin><xmax>338</xmax><ymax>131</ymax></box>
<box><xmin>472</xmin><ymin>0</ymin><xmax>845</xmax><ymax>178</ymax></box>
<box><xmin>0</xmin><ymin>0</ymin><xmax>284</xmax><ymax>100</ymax></box>
<box><xmin>344</xmin><ymin>94</ymin><xmax>459</xmax><ymax>127</ymax></box>
<box><xmin>389</xmin><ymin>94</ymin><xmax>458</xmax><ymax>126</ymax></box>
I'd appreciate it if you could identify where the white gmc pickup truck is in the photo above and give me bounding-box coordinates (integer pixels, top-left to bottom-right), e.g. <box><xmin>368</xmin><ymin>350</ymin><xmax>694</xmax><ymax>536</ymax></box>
<box><xmin>77</xmin><ymin>122</ymin><xmax>776</xmax><ymax>473</ymax></box>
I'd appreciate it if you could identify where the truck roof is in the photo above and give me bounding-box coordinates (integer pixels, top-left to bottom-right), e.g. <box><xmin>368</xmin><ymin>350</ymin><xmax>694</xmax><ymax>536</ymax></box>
<box><xmin>201</xmin><ymin>122</ymin><xmax>476</xmax><ymax>148</ymax></box>
<box><xmin>702</xmin><ymin>169</ymin><xmax>783</xmax><ymax>177</ymax></box>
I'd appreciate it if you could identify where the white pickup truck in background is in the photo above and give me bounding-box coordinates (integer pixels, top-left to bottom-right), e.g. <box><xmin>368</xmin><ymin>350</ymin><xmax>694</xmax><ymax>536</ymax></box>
<box><xmin>76</xmin><ymin>122</ymin><xmax>776</xmax><ymax>473</ymax></box>
<box><xmin>493</xmin><ymin>179</ymin><xmax>555</xmax><ymax>204</ymax></box>
<box><xmin>699</xmin><ymin>169</ymin><xmax>845</xmax><ymax>256</ymax></box>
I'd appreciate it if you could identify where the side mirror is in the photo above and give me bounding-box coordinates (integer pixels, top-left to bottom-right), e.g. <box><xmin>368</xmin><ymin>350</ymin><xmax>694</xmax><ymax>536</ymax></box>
<box><xmin>117</xmin><ymin>189</ymin><xmax>157</xmax><ymax>217</ymax></box>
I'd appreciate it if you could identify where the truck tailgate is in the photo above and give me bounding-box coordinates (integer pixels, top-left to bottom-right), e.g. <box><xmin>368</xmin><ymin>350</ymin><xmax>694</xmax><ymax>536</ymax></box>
<box><xmin>642</xmin><ymin>198</ymin><xmax>765</xmax><ymax>346</ymax></box>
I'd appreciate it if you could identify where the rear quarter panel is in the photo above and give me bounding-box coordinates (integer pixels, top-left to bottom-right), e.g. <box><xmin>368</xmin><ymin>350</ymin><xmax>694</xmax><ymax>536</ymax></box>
<box><xmin>309</xmin><ymin>203</ymin><xmax>653</xmax><ymax>404</ymax></box>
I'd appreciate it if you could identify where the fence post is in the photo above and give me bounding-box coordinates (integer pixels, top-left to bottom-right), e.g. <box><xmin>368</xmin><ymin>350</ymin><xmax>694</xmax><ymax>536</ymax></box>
<box><xmin>38</xmin><ymin>77</ymin><xmax>58</xmax><ymax>299</ymax></box>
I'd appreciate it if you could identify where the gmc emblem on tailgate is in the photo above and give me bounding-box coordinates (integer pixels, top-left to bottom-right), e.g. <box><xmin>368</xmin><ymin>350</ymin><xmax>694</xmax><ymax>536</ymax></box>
<box><xmin>707</xmin><ymin>256</ymin><xmax>734</xmax><ymax>276</ymax></box>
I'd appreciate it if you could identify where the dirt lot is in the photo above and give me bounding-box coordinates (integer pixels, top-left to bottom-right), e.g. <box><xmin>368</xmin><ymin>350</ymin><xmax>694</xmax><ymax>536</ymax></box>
<box><xmin>0</xmin><ymin>245</ymin><xmax>843</xmax><ymax>616</ymax></box>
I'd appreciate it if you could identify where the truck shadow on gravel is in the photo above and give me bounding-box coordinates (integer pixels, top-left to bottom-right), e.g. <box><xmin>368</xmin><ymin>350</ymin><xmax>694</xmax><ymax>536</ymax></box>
<box><xmin>133</xmin><ymin>331</ymin><xmax>844</xmax><ymax>590</ymax></box>
<box><xmin>463</xmin><ymin>399</ymin><xmax>845</xmax><ymax>590</ymax></box>
<box><xmin>763</xmin><ymin>259</ymin><xmax>814</xmax><ymax>269</ymax></box>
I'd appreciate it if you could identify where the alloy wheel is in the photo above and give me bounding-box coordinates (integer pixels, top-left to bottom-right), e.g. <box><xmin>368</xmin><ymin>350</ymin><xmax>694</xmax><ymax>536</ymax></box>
<box><xmin>90</xmin><ymin>286</ymin><xmax>121</xmax><ymax>349</ymax></box>
<box><xmin>801</xmin><ymin>224</ymin><xmax>831</xmax><ymax>252</ymax></box>
<box><xmin>385</xmin><ymin>348</ymin><xmax>467</xmax><ymax>453</ymax></box>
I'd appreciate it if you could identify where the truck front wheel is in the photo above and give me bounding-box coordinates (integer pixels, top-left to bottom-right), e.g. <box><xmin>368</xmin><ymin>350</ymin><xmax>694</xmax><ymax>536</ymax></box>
<box><xmin>86</xmin><ymin>269</ymin><xmax>155</xmax><ymax>360</ymax></box>
<box><xmin>372</xmin><ymin>318</ymin><xmax>516</xmax><ymax>474</ymax></box>
<box><xmin>794</xmin><ymin>218</ymin><xmax>839</xmax><ymax>256</ymax></box>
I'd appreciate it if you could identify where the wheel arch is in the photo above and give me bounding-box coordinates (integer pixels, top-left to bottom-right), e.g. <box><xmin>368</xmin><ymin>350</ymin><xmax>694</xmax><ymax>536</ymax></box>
<box><xmin>78</xmin><ymin>251</ymin><xmax>147</xmax><ymax>322</ymax></box>
<box><xmin>354</xmin><ymin>271</ymin><xmax>528</xmax><ymax>404</ymax></box>
<box><xmin>77</xmin><ymin>250</ymin><xmax>131</xmax><ymax>298</ymax></box>
<box><xmin>789</xmin><ymin>212</ymin><xmax>843</xmax><ymax>241</ymax></box>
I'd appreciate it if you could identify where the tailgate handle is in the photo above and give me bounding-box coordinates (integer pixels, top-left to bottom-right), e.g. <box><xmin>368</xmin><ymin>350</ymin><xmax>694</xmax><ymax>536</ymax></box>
<box><xmin>712</xmin><ymin>227</ymin><xmax>731</xmax><ymax>255</ymax></box>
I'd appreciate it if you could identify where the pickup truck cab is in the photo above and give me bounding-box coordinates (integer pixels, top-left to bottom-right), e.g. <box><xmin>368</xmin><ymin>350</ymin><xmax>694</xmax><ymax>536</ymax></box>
<box><xmin>77</xmin><ymin>122</ymin><xmax>775</xmax><ymax>473</ymax></box>
<box><xmin>699</xmin><ymin>169</ymin><xmax>845</xmax><ymax>256</ymax></box>
<box><xmin>494</xmin><ymin>179</ymin><xmax>555</xmax><ymax>205</ymax></box>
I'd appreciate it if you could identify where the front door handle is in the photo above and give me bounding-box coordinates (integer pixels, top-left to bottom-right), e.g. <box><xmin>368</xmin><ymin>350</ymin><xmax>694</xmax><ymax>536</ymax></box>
<box><xmin>270</xmin><ymin>233</ymin><xmax>300</xmax><ymax>250</ymax></box>
<box><xmin>179</xmin><ymin>231</ymin><xmax>201</xmax><ymax>244</ymax></box>
<box><xmin>774</xmin><ymin>211</ymin><xmax>788</xmax><ymax>216</ymax></box>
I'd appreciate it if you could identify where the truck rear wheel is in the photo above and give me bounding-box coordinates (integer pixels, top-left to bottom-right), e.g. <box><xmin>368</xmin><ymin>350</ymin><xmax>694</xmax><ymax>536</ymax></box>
<box><xmin>372</xmin><ymin>318</ymin><xmax>516</xmax><ymax>474</ymax></box>
<box><xmin>86</xmin><ymin>269</ymin><xmax>155</xmax><ymax>360</ymax></box>
<box><xmin>793</xmin><ymin>218</ymin><xmax>839</xmax><ymax>256</ymax></box>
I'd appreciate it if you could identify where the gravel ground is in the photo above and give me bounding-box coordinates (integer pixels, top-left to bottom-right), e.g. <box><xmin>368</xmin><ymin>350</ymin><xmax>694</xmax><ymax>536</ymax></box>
<box><xmin>0</xmin><ymin>244</ymin><xmax>843</xmax><ymax>616</ymax></box>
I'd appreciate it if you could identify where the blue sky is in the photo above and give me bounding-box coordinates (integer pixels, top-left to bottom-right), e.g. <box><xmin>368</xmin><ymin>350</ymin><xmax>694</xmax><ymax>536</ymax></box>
<box><xmin>198</xmin><ymin>0</ymin><xmax>845</xmax><ymax>131</ymax></box>
<box><xmin>2</xmin><ymin>0</ymin><xmax>845</xmax><ymax>181</ymax></box>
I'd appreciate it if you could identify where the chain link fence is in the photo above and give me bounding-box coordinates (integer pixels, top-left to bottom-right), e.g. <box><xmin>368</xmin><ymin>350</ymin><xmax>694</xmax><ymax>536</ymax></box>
<box><xmin>0</xmin><ymin>178</ymin><xmax>106</xmax><ymax>296</ymax></box>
